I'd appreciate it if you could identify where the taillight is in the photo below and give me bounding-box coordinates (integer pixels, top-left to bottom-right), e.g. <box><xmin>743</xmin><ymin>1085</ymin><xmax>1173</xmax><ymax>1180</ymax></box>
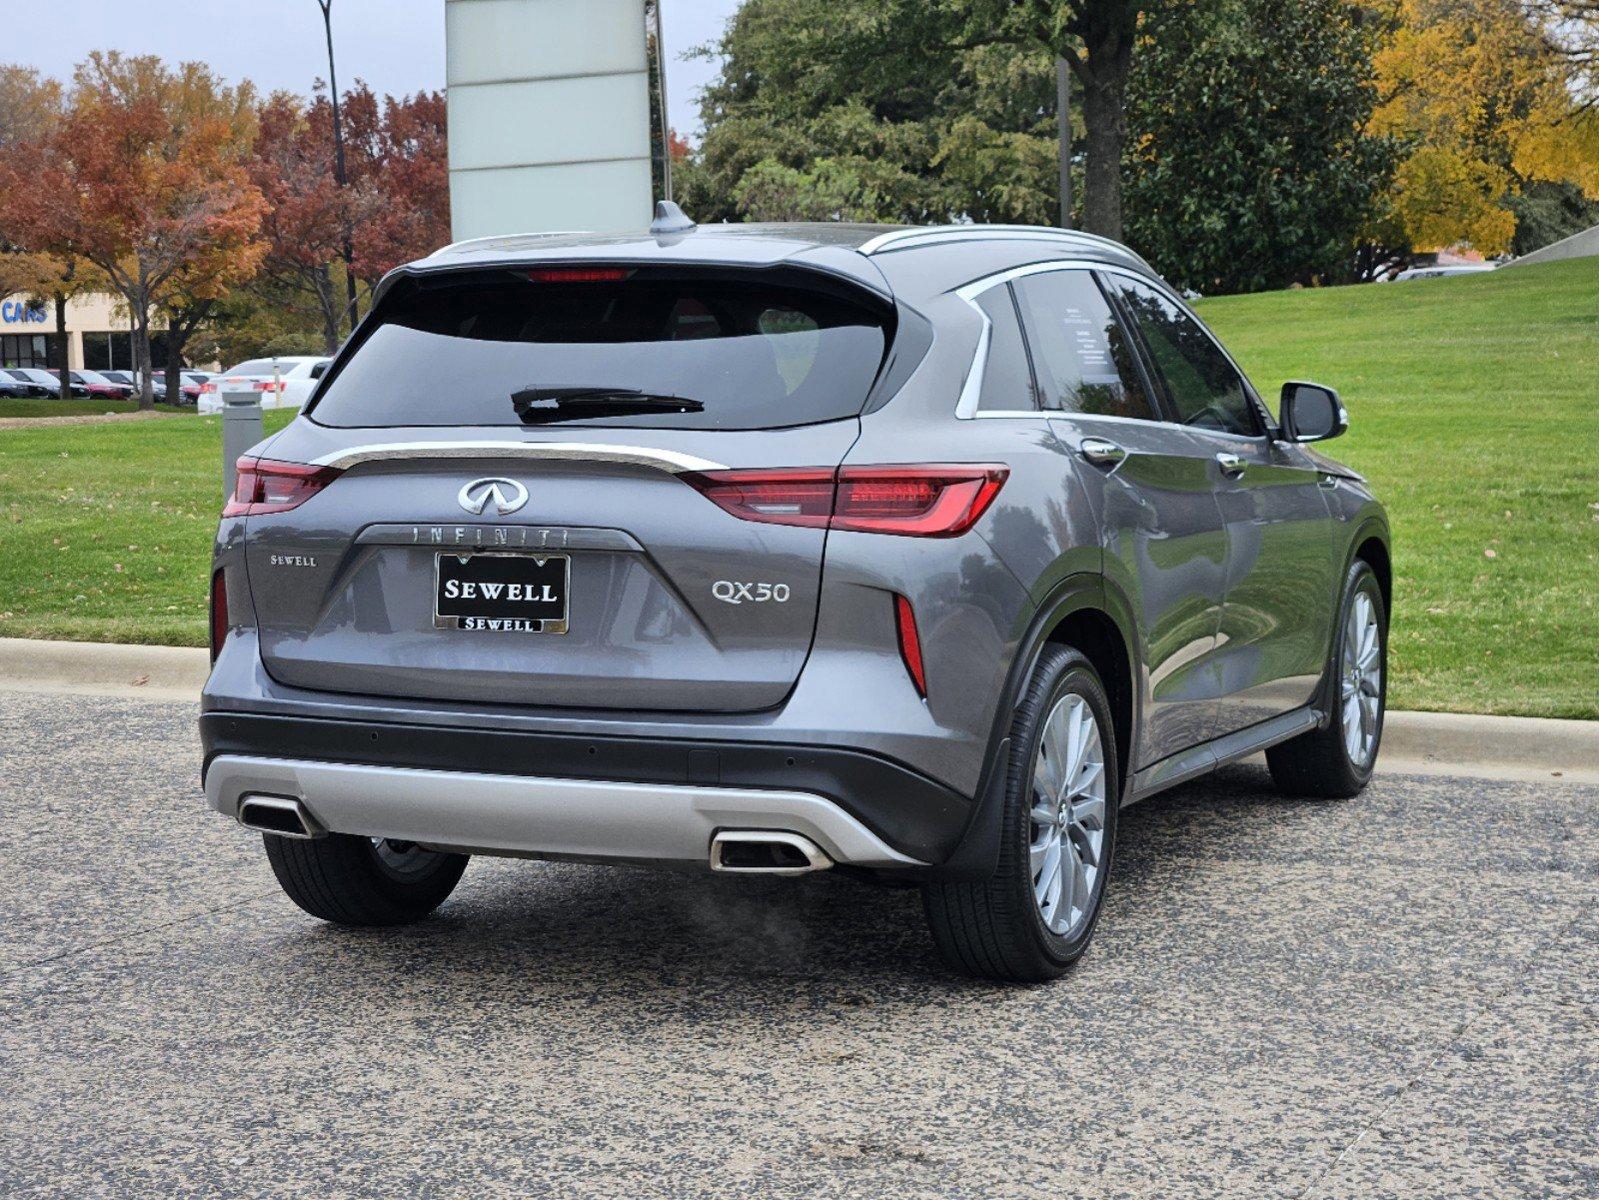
<box><xmin>253</xmin><ymin>380</ymin><xmax>285</xmax><ymax>393</ymax></box>
<box><xmin>894</xmin><ymin>594</ymin><xmax>927</xmax><ymax>697</ymax></box>
<box><xmin>210</xmin><ymin>568</ymin><xmax>228</xmax><ymax>662</ymax></box>
<box><xmin>200</xmin><ymin>382</ymin><xmax>217</xmax><ymax>393</ymax></box>
<box><xmin>223</xmin><ymin>457</ymin><xmax>342</xmax><ymax>517</ymax></box>
<box><xmin>681</xmin><ymin>468</ymin><xmax>836</xmax><ymax>527</ymax></box>
<box><xmin>683</xmin><ymin>465</ymin><xmax>1007</xmax><ymax>537</ymax></box>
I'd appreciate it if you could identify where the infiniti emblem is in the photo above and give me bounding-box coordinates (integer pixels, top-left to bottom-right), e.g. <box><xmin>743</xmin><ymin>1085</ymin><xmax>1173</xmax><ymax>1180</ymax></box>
<box><xmin>458</xmin><ymin>477</ymin><xmax>529</xmax><ymax>516</ymax></box>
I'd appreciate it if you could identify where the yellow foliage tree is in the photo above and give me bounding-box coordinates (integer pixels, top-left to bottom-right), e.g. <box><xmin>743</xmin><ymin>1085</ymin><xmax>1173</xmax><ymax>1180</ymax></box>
<box><xmin>1370</xmin><ymin>0</ymin><xmax>1599</xmax><ymax>254</ymax></box>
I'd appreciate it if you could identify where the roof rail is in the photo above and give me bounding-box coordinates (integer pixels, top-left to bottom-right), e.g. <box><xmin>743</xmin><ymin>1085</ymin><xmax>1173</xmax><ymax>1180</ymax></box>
<box><xmin>857</xmin><ymin>224</ymin><xmax>1151</xmax><ymax>269</ymax></box>
<box><xmin>426</xmin><ymin>230</ymin><xmax>590</xmax><ymax>259</ymax></box>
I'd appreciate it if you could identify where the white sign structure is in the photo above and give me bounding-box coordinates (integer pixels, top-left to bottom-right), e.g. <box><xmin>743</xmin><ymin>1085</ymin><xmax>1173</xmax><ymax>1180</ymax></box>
<box><xmin>445</xmin><ymin>0</ymin><xmax>654</xmax><ymax>240</ymax></box>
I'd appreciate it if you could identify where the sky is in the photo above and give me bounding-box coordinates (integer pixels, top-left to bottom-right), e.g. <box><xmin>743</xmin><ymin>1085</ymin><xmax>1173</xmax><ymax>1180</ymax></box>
<box><xmin>6</xmin><ymin>0</ymin><xmax>741</xmax><ymax>141</ymax></box>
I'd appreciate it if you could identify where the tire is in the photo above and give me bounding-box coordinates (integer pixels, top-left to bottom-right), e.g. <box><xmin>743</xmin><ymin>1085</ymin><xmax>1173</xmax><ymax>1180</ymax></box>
<box><xmin>923</xmin><ymin>646</ymin><xmax>1120</xmax><ymax>983</ymax></box>
<box><xmin>1266</xmin><ymin>558</ymin><xmax>1387</xmax><ymax>798</ymax></box>
<box><xmin>263</xmin><ymin>832</ymin><xmax>469</xmax><ymax>926</ymax></box>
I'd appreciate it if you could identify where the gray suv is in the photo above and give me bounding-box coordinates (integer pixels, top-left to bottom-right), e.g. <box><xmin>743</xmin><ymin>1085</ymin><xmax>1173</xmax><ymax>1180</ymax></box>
<box><xmin>202</xmin><ymin>210</ymin><xmax>1390</xmax><ymax>982</ymax></box>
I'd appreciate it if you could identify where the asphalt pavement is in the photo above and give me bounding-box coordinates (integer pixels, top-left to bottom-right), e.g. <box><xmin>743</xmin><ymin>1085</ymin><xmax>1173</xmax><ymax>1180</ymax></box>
<box><xmin>1</xmin><ymin>689</ymin><xmax>1595</xmax><ymax>1198</ymax></box>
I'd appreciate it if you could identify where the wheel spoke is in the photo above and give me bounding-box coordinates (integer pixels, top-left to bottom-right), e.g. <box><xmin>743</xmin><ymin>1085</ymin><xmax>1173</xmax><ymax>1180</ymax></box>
<box><xmin>1070</xmin><ymin>794</ymin><xmax>1106</xmax><ymax>833</ymax></box>
<box><xmin>1034</xmin><ymin>836</ymin><xmax>1061</xmax><ymax>904</ymax></box>
<box><xmin>1033</xmin><ymin>751</ymin><xmax>1062</xmax><ymax>811</ymax></box>
<box><xmin>1056</xmin><ymin>838</ymin><xmax>1078</xmax><ymax>925</ymax></box>
<box><xmin>1029</xmin><ymin>830</ymin><xmax>1052</xmax><ymax>876</ymax></box>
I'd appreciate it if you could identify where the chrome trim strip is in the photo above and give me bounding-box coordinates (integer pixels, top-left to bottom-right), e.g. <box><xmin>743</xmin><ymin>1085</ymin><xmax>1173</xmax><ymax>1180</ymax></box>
<box><xmin>205</xmin><ymin>755</ymin><xmax>926</xmax><ymax>868</ymax></box>
<box><xmin>310</xmin><ymin>441</ymin><xmax>728</xmax><ymax>473</ymax></box>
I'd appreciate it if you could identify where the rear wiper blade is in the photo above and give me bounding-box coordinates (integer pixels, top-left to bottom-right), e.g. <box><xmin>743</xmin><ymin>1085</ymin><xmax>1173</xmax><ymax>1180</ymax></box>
<box><xmin>511</xmin><ymin>386</ymin><xmax>704</xmax><ymax>423</ymax></box>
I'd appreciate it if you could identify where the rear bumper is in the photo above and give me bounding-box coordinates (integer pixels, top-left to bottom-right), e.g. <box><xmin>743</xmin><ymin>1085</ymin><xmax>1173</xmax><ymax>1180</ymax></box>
<box><xmin>205</xmin><ymin>753</ymin><xmax>923</xmax><ymax>869</ymax></box>
<box><xmin>200</xmin><ymin>712</ymin><xmax>972</xmax><ymax>865</ymax></box>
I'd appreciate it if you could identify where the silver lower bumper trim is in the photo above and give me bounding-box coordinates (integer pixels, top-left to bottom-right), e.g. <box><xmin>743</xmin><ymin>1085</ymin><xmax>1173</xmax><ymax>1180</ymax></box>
<box><xmin>204</xmin><ymin>755</ymin><xmax>924</xmax><ymax>868</ymax></box>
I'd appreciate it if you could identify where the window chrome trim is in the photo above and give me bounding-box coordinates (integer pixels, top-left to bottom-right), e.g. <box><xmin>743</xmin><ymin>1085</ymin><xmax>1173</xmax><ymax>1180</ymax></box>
<box><xmin>950</xmin><ymin>258</ymin><xmax>1268</xmax><ymax>440</ymax></box>
<box><xmin>309</xmin><ymin>441</ymin><xmax>729</xmax><ymax>473</ymax></box>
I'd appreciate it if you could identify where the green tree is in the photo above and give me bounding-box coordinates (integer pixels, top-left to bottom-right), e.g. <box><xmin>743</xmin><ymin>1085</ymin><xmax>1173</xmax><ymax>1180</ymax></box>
<box><xmin>679</xmin><ymin>0</ymin><xmax>1063</xmax><ymax>226</ymax></box>
<box><xmin>1123</xmin><ymin>0</ymin><xmax>1395</xmax><ymax>293</ymax></box>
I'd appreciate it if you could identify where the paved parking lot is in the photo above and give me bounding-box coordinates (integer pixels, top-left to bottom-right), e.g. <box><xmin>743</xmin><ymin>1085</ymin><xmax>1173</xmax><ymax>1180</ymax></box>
<box><xmin>2</xmin><ymin>688</ymin><xmax>1596</xmax><ymax>1198</ymax></box>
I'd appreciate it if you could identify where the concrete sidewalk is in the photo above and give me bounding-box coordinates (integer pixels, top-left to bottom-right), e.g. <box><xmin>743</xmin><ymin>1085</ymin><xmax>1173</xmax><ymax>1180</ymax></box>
<box><xmin>3</xmin><ymin>635</ymin><xmax>1596</xmax><ymax>784</ymax></box>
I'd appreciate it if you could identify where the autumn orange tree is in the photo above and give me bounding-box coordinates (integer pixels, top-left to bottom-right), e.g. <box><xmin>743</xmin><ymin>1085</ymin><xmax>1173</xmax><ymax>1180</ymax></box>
<box><xmin>0</xmin><ymin>65</ymin><xmax>94</xmax><ymax>401</ymax></box>
<box><xmin>249</xmin><ymin>89</ymin><xmax>375</xmax><ymax>352</ymax></box>
<box><xmin>0</xmin><ymin>54</ymin><xmax>266</xmax><ymax>408</ymax></box>
<box><xmin>344</xmin><ymin>84</ymin><xmax>451</xmax><ymax>290</ymax></box>
<box><xmin>1367</xmin><ymin>0</ymin><xmax>1599</xmax><ymax>259</ymax></box>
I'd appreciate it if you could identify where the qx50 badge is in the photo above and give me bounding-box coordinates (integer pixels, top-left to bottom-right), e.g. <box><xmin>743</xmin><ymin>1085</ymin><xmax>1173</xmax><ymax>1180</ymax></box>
<box><xmin>458</xmin><ymin>477</ymin><xmax>529</xmax><ymax>516</ymax></box>
<box><xmin>712</xmin><ymin>580</ymin><xmax>791</xmax><ymax>605</ymax></box>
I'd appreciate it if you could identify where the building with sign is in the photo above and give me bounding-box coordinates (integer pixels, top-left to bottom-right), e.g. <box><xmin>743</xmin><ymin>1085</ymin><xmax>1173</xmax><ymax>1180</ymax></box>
<box><xmin>0</xmin><ymin>292</ymin><xmax>170</xmax><ymax>372</ymax></box>
<box><xmin>446</xmin><ymin>0</ymin><xmax>657</xmax><ymax>240</ymax></box>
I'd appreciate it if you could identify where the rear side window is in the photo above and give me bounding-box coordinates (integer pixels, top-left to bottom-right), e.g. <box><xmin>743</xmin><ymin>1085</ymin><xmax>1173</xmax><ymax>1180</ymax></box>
<box><xmin>974</xmin><ymin>284</ymin><xmax>1039</xmax><ymax>411</ymax></box>
<box><xmin>310</xmin><ymin>274</ymin><xmax>890</xmax><ymax>430</ymax></box>
<box><xmin>1110</xmin><ymin>280</ymin><xmax>1259</xmax><ymax>436</ymax></box>
<box><xmin>1010</xmin><ymin>270</ymin><xmax>1155</xmax><ymax>421</ymax></box>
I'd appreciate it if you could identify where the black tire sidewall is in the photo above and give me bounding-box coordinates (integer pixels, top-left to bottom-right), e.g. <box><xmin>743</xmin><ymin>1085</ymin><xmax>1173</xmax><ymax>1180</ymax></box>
<box><xmin>1005</xmin><ymin>647</ymin><xmax>1120</xmax><ymax>969</ymax></box>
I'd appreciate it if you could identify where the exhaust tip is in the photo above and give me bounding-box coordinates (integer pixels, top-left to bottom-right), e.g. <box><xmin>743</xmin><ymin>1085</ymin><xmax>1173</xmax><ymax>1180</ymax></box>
<box><xmin>237</xmin><ymin>794</ymin><xmax>324</xmax><ymax>840</ymax></box>
<box><xmin>710</xmin><ymin>831</ymin><xmax>832</xmax><ymax>875</ymax></box>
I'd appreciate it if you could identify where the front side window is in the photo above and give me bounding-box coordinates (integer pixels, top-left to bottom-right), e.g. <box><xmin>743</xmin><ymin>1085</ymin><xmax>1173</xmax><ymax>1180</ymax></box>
<box><xmin>1010</xmin><ymin>270</ymin><xmax>1155</xmax><ymax>421</ymax></box>
<box><xmin>1111</xmin><ymin>280</ymin><xmax>1258</xmax><ymax>436</ymax></box>
<box><xmin>310</xmin><ymin>273</ymin><xmax>889</xmax><ymax>430</ymax></box>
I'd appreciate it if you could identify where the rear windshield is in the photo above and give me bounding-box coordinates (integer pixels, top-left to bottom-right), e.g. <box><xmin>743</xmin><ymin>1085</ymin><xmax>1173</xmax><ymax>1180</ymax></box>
<box><xmin>309</xmin><ymin>273</ymin><xmax>890</xmax><ymax>430</ymax></box>
<box><xmin>223</xmin><ymin>360</ymin><xmax>283</xmax><ymax>376</ymax></box>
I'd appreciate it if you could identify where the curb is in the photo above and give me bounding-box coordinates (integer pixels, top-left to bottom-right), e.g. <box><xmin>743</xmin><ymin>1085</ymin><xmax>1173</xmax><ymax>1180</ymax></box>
<box><xmin>0</xmin><ymin>637</ymin><xmax>208</xmax><ymax>702</ymax></box>
<box><xmin>2</xmin><ymin>637</ymin><xmax>1595</xmax><ymax>783</ymax></box>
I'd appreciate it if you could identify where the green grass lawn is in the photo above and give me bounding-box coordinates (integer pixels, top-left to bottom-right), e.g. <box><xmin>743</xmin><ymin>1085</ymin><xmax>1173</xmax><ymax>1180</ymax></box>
<box><xmin>0</xmin><ymin>410</ymin><xmax>294</xmax><ymax>646</ymax></box>
<box><xmin>1198</xmin><ymin>257</ymin><xmax>1598</xmax><ymax>719</ymax></box>
<box><xmin>0</xmin><ymin>397</ymin><xmax>190</xmax><ymax>418</ymax></box>
<box><xmin>0</xmin><ymin>258</ymin><xmax>1594</xmax><ymax>717</ymax></box>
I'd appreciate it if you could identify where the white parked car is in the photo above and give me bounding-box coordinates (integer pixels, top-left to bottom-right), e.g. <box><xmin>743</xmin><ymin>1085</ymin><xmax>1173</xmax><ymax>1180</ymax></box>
<box><xmin>1389</xmin><ymin>263</ymin><xmax>1496</xmax><ymax>282</ymax></box>
<box><xmin>197</xmin><ymin>356</ymin><xmax>331</xmax><ymax>413</ymax></box>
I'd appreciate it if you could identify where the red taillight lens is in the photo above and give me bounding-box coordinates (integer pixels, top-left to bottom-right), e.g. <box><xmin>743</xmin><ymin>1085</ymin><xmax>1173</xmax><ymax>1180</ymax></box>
<box><xmin>683</xmin><ymin>465</ymin><xmax>1007</xmax><ymax>537</ymax></box>
<box><xmin>253</xmin><ymin>380</ymin><xmax>285</xmax><ymax>392</ymax></box>
<box><xmin>528</xmin><ymin>267</ymin><xmax>634</xmax><ymax>283</ymax></box>
<box><xmin>834</xmin><ymin>466</ymin><xmax>1007</xmax><ymax>536</ymax></box>
<box><xmin>223</xmin><ymin>457</ymin><xmax>342</xmax><ymax>517</ymax></box>
<box><xmin>682</xmin><ymin>468</ymin><xmax>837</xmax><ymax>528</ymax></box>
<box><xmin>894</xmin><ymin>594</ymin><xmax>927</xmax><ymax>697</ymax></box>
<box><xmin>199</xmin><ymin>382</ymin><xmax>216</xmax><ymax>393</ymax></box>
<box><xmin>210</xmin><ymin>568</ymin><xmax>228</xmax><ymax>662</ymax></box>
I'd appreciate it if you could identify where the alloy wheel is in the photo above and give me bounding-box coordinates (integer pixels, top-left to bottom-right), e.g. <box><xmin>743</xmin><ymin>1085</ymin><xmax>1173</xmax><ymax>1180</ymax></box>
<box><xmin>1340</xmin><ymin>591</ymin><xmax>1383</xmax><ymax>767</ymax></box>
<box><xmin>1029</xmin><ymin>694</ymin><xmax>1108</xmax><ymax>938</ymax></box>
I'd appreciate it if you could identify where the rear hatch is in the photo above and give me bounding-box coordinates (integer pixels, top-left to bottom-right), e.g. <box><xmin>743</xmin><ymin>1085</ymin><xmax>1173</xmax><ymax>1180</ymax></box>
<box><xmin>238</xmin><ymin>264</ymin><xmax>894</xmax><ymax>713</ymax></box>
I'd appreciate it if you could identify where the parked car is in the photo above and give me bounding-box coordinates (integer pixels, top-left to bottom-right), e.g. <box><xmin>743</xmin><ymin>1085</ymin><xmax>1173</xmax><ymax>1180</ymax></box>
<box><xmin>6</xmin><ymin>367</ymin><xmax>88</xmax><ymax>397</ymax></box>
<box><xmin>0</xmin><ymin>375</ymin><xmax>35</xmax><ymax>398</ymax></box>
<box><xmin>178</xmin><ymin>371</ymin><xmax>211</xmax><ymax>404</ymax></box>
<box><xmin>96</xmin><ymin>369</ymin><xmax>166</xmax><ymax>401</ymax></box>
<box><xmin>196</xmin><ymin>356</ymin><xmax>330</xmax><ymax>413</ymax></box>
<box><xmin>1390</xmin><ymin>263</ymin><xmax>1495</xmax><ymax>282</ymax></box>
<box><xmin>201</xmin><ymin>213</ymin><xmax>1390</xmax><ymax>982</ymax></box>
<box><xmin>70</xmin><ymin>369</ymin><xmax>136</xmax><ymax>399</ymax></box>
<box><xmin>3</xmin><ymin>368</ymin><xmax>64</xmax><ymax>397</ymax></box>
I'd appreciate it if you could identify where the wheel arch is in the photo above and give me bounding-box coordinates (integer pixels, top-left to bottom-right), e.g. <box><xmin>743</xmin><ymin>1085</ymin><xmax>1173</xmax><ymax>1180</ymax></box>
<box><xmin>928</xmin><ymin>572</ymin><xmax>1142</xmax><ymax>881</ymax></box>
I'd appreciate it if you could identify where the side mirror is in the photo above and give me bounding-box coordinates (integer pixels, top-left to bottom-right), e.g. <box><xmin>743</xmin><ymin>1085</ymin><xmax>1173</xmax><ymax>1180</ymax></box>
<box><xmin>1279</xmin><ymin>381</ymin><xmax>1347</xmax><ymax>443</ymax></box>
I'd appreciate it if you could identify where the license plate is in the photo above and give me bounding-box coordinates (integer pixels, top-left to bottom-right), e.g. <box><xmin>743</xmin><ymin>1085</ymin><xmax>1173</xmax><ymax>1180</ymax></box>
<box><xmin>434</xmin><ymin>552</ymin><xmax>569</xmax><ymax>634</ymax></box>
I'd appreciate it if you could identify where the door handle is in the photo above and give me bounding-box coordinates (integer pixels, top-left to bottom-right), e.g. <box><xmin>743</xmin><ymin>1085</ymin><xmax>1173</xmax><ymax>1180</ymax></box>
<box><xmin>1079</xmin><ymin>437</ymin><xmax>1127</xmax><ymax>467</ymax></box>
<box><xmin>1215</xmin><ymin>452</ymin><xmax>1245</xmax><ymax>477</ymax></box>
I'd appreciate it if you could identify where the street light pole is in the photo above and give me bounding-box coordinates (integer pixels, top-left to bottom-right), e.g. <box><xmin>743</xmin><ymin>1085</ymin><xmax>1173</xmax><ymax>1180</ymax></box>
<box><xmin>317</xmin><ymin>0</ymin><xmax>360</xmax><ymax>337</ymax></box>
<box><xmin>1056</xmin><ymin>57</ymin><xmax>1072</xmax><ymax>229</ymax></box>
<box><xmin>650</xmin><ymin>0</ymin><xmax>673</xmax><ymax>201</ymax></box>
